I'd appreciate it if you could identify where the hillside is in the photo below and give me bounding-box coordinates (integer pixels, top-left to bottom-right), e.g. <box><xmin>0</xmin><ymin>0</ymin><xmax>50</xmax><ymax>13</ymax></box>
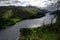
<box><xmin>0</xmin><ymin>6</ymin><xmax>46</xmax><ymax>29</ymax></box>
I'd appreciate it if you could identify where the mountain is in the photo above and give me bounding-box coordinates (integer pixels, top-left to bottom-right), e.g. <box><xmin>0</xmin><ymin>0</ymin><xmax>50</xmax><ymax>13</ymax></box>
<box><xmin>0</xmin><ymin>6</ymin><xmax>47</xmax><ymax>19</ymax></box>
<box><xmin>0</xmin><ymin>6</ymin><xmax>47</xmax><ymax>29</ymax></box>
<box><xmin>50</xmin><ymin>10</ymin><xmax>60</xmax><ymax>15</ymax></box>
<box><xmin>26</xmin><ymin>5</ymin><xmax>48</xmax><ymax>13</ymax></box>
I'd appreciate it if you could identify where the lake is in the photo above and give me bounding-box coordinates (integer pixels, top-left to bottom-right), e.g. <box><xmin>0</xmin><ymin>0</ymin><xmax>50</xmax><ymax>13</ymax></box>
<box><xmin>0</xmin><ymin>13</ymin><xmax>56</xmax><ymax>40</ymax></box>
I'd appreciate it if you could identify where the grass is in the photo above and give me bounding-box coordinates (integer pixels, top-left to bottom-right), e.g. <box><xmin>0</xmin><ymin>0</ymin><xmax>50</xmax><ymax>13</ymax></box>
<box><xmin>18</xmin><ymin>23</ymin><xmax>60</xmax><ymax>40</ymax></box>
<box><xmin>2</xmin><ymin>10</ymin><xmax>13</xmax><ymax>19</ymax></box>
<box><xmin>41</xmin><ymin>32</ymin><xmax>58</xmax><ymax>40</ymax></box>
<box><xmin>10</xmin><ymin>18</ymin><xmax>21</xmax><ymax>23</ymax></box>
<box><xmin>0</xmin><ymin>18</ymin><xmax>21</xmax><ymax>30</ymax></box>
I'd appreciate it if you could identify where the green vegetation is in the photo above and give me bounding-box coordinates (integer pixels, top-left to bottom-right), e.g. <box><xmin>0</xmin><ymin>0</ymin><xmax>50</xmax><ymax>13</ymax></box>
<box><xmin>19</xmin><ymin>20</ymin><xmax>60</xmax><ymax>40</ymax></box>
<box><xmin>19</xmin><ymin>10</ymin><xmax>60</xmax><ymax>40</ymax></box>
<box><xmin>2</xmin><ymin>10</ymin><xmax>13</xmax><ymax>19</ymax></box>
<box><xmin>20</xmin><ymin>28</ymin><xmax>33</xmax><ymax>36</ymax></box>
<box><xmin>19</xmin><ymin>23</ymin><xmax>59</xmax><ymax>40</ymax></box>
<box><xmin>0</xmin><ymin>6</ymin><xmax>46</xmax><ymax>29</ymax></box>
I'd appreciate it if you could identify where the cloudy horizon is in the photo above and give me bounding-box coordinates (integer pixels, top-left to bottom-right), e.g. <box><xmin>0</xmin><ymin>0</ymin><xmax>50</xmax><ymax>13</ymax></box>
<box><xmin>0</xmin><ymin>0</ymin><xmax>58</xmax><ymax>11</ymax></box>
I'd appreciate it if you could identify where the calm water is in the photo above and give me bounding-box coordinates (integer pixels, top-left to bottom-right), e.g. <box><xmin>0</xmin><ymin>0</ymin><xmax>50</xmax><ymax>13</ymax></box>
<box><xmin>0</xmin><ymin>13</ymin><xmax>56</xmax><ymax>40</ymax></box>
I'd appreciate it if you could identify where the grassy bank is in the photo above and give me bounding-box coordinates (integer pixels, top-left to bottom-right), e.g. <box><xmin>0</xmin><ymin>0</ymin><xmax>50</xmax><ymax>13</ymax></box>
<box><xmin>0</xmin><ymin>18</ymin><xmax>21</xmax><ymax>29</ymax></box>
<box><xmin>19</xmin><ymin>23</ymin><xmax>60</xmax><ymax>40</ymax></box>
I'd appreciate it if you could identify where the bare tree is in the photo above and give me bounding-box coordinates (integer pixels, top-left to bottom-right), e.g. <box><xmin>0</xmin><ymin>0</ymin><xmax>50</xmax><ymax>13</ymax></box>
<box><xmin>50</xmin><ymin>0</ymin><xmax>60</xmax><ymax>25</ymax></box>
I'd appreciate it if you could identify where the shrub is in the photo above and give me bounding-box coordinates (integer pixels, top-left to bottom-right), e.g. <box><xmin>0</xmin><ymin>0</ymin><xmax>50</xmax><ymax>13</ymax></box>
<box><xmin>20</xmin><ymin>28</ymin><xmax>33</xmax><ymax>36</ymax></box>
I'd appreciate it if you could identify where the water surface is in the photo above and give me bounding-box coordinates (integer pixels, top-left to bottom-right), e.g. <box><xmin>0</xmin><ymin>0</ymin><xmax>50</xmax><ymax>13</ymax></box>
<box><xmin>0</xmin><ymin>13</ymin><xmax>56</xmax><ymax>40</ymax></box>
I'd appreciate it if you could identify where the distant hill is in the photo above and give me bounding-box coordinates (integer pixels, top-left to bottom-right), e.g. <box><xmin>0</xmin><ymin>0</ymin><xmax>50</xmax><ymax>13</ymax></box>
<box><xmin>0</xmin><ymin>6</ymin><xmax>47</xmax><ymax>19</ymax></box>
<box><xmin>50</xmin><ymin>10</ymin><xmax>60</xmax><ymax>15</ymax></box>
<box><xmin>26</xmin><ymin>5</ymin><xmax>48</xmax><ymax>13</ymax></box>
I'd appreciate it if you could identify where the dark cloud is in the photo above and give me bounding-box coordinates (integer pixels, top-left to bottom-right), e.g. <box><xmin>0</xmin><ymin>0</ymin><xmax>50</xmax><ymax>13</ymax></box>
<box><xmin>45</xmin><ymin>4</ymin><xmax>57</xmax><ymax>11</ymax></box>
<box><xmin>0</xmin><ymin>0</ymin><xmax>59</xmax><ymax>11</ymax></box>
<box><xmin>44</xmin><ymin>1</ymin><xmax>60</xmax><ymax>11</ymax></box>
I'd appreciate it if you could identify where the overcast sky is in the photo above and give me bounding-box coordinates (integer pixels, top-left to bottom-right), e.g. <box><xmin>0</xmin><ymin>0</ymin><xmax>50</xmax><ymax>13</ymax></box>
<box><xmin>0</xmin><ymin>0</ymin><xmax>58</xmax><ymax>11</ymax></box>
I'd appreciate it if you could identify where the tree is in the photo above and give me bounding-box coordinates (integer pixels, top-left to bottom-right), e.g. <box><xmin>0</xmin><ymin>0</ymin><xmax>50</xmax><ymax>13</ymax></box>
<box><xmin>50</xmin><ymin>0</ymin><xmax>60</xmax><ymax>25</ymax></box>
<box><xmin>50</xmin><ymin>0</ymin><xmax>60</xmax><ymax>26</ymax></box>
